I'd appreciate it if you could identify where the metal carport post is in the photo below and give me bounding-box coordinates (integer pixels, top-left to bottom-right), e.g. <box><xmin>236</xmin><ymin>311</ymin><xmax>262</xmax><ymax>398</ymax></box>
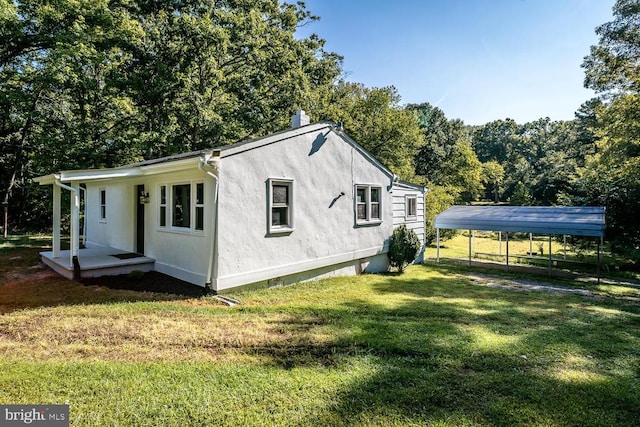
<box><xmin>436</xmin><ymin>228</ymin><xmax>440</xmax><ymax>263</ymax></box>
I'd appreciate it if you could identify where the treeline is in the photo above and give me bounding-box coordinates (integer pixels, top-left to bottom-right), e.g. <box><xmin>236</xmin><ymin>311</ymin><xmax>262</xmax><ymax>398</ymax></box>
<box><xmin>1</xmin><ymin>0</ymin><xmax>638</xmax><ymax>257</ymax></box>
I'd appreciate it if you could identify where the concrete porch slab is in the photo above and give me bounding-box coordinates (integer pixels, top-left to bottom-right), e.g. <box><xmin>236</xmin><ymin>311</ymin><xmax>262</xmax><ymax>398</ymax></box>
<box><xmin>40</xmin><ymin>247</ymin><xmax>155</xmax><ymax>280</ymax></box>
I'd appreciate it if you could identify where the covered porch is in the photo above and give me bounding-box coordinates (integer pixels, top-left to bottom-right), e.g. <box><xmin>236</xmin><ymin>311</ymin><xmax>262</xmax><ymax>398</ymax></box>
<box><xmin>34</xmin><ymin>169</ymin><xmax>156</xmax><ymax>281</ymax></box>
<box><xmin>40</xmin><ymin>246</ymin><xmax>155</xmax><ymax>281</ymax></box>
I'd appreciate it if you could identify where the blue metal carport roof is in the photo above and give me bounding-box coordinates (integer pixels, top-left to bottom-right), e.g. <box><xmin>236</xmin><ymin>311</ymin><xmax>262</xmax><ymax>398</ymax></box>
<box><xmin>434</xmin><ymin>206</ymin><xmax>605</xmax><ymax>237</ymax></box>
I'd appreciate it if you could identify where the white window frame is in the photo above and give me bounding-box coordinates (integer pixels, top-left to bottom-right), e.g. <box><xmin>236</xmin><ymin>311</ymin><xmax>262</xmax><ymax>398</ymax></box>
<box><xmin>268</xmin><ymin>178</ymin><xmax>294</xmax><ymax>235</ymax></box>
<box><xmin>158</xmin><ymin>181</ymin><xmax>205</xmax><ymax>234</ymax></box>
<box><xmin>195</xmin><ymin>182</ymin><xmax>204</xmax><ymax>231</ymax></box>
<box><xmin>159</xmin><ymin>185</ymin><xmax>167</xmax><ymax>227</ymax></box>
<box><xmin>355</xmin><ymin>184</ymin><xmax>383</xmax><ymax>225</ymax></box>
<box><xmin>99</xmin><ymin>188</ymin><xmax>106</xmax><ymax>222</ymax></box>
<box><xmin>405</xmin><ymin>194</ymin><xmax>417</xmax><ymax>221</ymax></box>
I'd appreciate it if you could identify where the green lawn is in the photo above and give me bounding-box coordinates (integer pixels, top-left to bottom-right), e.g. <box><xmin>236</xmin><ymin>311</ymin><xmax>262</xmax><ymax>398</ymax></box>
<box><xmin>1</xmin><ymin>237</ymin><xmax>639</xmax><ymax>426</ymax></box>
<box><xmin>428</xmin><ymin>232</ymin><xmax>639</xmax><ymax>280</ymax></box>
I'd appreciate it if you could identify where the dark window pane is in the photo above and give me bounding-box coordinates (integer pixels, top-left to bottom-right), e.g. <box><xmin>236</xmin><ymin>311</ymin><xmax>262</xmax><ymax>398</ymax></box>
<box><xmin>101</xmin><ymin>206</ymin><xmax>106</xmax><ymax>220</ymax></box>
<box><xmin>196</xmin><ymin>183</ymin><xmax>204</xmax><ymax>205</ymax></box>
<box><xmin>160</xmin><ymin>206</ymin><xmax>166</xmax><ymax>227</ymax></box>
<box><xmin>172</xmin><ymin>184</ymin><xmax>191</xmax><ymax>227</ymax></box>
<box><xmin>195</xmin><ymin>207</ymin><xmax>204</xmax><ymax>230</ymax></box>
<box><xmin>272</xmin><ymin>208</ymin><xmax>281</xmax><ymax>225</ymax></box>
<box><xmin>160</xmin><ymin>186</ymin><xmax>166</xmax><ymax>204</ymax></box>
<box><xmin>408</xmin><ymin>198</ymin><xmax>416</xmax><ymax>216</ymax></box>
<box><xmin>356</xmin><ymin>188</ymin><xmax>366</xmax><ymax>203</ymax></box>
<box><xmin>273</xmin><ymin>185</ymin><xmax>288</xmax><ymax>204</ymax></box>
<box><xmin>357</xmin><ymin>204</ymin><xmax>366</xmax><ymax>220</ymax></box>
<box><xmin>272</xmin><ymin>207</ymin><xmax>288</xmax><ymax>226</ymax></box>
<box><xmin>100</xmin><ymin>190</ymin><xmax>106</xmax><ymax>205</ymax></box>
<box><xmin>371</xmin><ymin>203</ymin><xmax>380</xmax><ymax>219</ymax></box>
<box><xmin>371</xmin><ymin>188</ymin><xmax>380</xmax><ymax>203</ymax></box>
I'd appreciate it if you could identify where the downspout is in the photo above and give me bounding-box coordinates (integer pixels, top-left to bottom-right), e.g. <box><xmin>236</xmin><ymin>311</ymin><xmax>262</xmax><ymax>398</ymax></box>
<box><xmin>197</xmin><ymin>151</ymin><xmax>220</xmax><ymax>293</ymax></box>
<box><xmin>54</xmin><ymin>177</ymin><xmax>81</xmax><ymax>280</ymax></box>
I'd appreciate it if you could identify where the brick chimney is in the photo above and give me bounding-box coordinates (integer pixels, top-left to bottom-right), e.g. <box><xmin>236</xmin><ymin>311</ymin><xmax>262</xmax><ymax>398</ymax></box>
<box><xmin>291</xmin><ymin>110</ymin><xmax>310</xmax><ymax>128</ymax></box>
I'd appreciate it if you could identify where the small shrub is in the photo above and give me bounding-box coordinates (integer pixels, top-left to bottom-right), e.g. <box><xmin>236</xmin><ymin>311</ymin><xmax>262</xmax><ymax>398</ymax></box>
<box><xmin>388</xmin><ymin>225</ymin><xmax>421</xmax><ymax>273</ymax></box>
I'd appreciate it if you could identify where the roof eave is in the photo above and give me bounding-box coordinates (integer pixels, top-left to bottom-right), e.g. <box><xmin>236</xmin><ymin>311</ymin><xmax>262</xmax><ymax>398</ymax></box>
<box><xmin>220</xmin><ymin>122</ymin><xmax>334</xmax><ymax>157</ymax></box>
<box><xmin>33</xmin><ymin>156</ymin><xmax>209</xmax><ymax>185</ymax></box>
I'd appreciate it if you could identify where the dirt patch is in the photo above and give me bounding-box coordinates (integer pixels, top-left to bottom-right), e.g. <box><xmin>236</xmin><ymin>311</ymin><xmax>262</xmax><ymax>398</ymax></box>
<box><xmin>1</xmin><ymin>263</ymin><xmax>57</xmax><ymax>286</ymax></box>
<box><xmin>82</xmin><ymin>271</ymin><xmax>206</xmax><ymax>297</ymax></box>
<box><xmin>466</xmin><ymin>273</ymin><xmax>594</xmax><ymax>296</ymax></box>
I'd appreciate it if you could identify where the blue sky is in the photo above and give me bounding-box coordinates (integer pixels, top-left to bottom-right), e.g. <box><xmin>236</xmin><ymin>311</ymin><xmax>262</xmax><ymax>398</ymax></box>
<box><xmin>297</xmin><ymin>0</ymin><xmax>614</xmax><ymax>125</ymax></box>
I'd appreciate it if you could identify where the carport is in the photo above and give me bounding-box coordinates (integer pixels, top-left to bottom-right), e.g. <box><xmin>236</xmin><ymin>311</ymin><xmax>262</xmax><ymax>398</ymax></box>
<box><xmin>434</xmin><ymin>206</ymin><xmax>606</xmax><ymax>277</ymax></box>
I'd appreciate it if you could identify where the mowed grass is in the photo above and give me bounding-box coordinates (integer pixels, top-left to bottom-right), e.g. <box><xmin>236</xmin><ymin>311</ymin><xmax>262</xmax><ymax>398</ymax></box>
<box><xmin>430</xmin><ymin>232</ymin><xmax>640</xmax><ymax>281</ymax></box>
<box><xmin>1</xmin><ymin>237</ymin><xmax>640</xmax><ymax>426</ymax></box>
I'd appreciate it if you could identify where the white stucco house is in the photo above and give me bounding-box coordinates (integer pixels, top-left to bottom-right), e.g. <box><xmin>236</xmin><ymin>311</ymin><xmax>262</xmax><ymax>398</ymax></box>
<box><xmin>34</xmin><ymin>112</ymin><xmax>426</xmax><ymax>292</ymax></box>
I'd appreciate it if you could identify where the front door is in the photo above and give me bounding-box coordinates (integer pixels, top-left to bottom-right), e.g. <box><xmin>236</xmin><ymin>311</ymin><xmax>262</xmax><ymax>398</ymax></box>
<box><xmin>136</xmin><ymin>184</ymin><xmax>145</xmax><ymax>254</ymax></box>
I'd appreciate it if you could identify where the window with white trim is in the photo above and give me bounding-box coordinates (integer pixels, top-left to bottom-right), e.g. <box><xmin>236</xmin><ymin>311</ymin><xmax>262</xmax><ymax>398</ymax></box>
<box><xmin>159</xmin><ymin>185</ymin><xmax>167</xmax><ymax>227</ymax></box>
<box><xmin>355</xmin><ymin>185</ymin><xmax>382</xmax><ymax>224</ymax></box>
<box><xmin>268</xmin><ymin>179</ymin><xmax>294</xmax><ymax>234</ymax></box>
<box><xmin>99</xmin><ymin>189</ymin><xmax>106</xmax><ymax>222</ymax></box>
<box><xmin>158</xmin><ymin>182</ymin><xmax>204</xmax><ymax>233</ymax></box>
<box><xmin>172</xmin><ymin>184</ymin><xmax>191</xmax><ymax>228</ymax></box>
<box><xmin>195</xmin><ymin>183</ymin><xmax>204</xmax><ymax>231</ymax></box>
<box><xmin>406</xmin><ymin>195</ymin><xmax>417</xmax><ymax>220</ymax></box>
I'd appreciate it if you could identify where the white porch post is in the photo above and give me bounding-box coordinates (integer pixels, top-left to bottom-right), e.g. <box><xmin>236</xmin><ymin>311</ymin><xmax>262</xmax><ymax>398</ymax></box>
<box><xmin>52</xmin><ymin>183</ymin><xmax>61</xmax><ymax>258</ymax></box>
<box><xmin>70</xmin><ymin>180</ymin><xmax>80</xmax><ymax>267</ymax></box>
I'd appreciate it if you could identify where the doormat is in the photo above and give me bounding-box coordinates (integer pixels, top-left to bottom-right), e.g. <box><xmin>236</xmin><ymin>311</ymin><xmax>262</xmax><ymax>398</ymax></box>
<box><xmin>110</xmin><ymin>253</ymin><xmax>144</xmax><ymax>260</ymax></box>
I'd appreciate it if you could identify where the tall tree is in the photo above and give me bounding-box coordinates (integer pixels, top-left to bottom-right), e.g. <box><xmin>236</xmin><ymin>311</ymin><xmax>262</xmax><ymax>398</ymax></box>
<box><xmin>482</xmin><ymin>160</ymin><xmax>504</xmax><ymax>203</ymax></box>
<box><xmin>581</xmin><ymin>0</ymin><xmax>640</xmax><ymax>249</ymax></box>
<box><xmin>0</xmin><ymin>0</ymin><xmax>344</xmax><ymax>232</ymax></box>
<box><xmin>583</xmin><ymin>0</ymin><xmax>640</xmax><ymax>95</ymax></box>
<box><xmin>409</xmin><ymin>103</ymin><xmax>483</xmax><ymax>202</ymax></box>
<box><xmin>471</xmin><ymin>118</ymin><xmax>521</xmax><ymax>164</ymax></box>
<box><xmin>409</xmin><ymin>103</ymin><xmax>460</xmax><ymax>183</ymax></box>
<box><xmin>308</xmin><ymin>82</ymin><xmax>421</xmax><ymax>181</ymax></box>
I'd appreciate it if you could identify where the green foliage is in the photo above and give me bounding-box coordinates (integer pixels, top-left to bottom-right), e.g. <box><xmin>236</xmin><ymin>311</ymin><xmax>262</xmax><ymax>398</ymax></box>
<box><xmin>471</xmin><ymin>119</ymin><xmax>520</xmax><ymax>164</ymax></box>
<box><xmin>409</xmin><ymin>102</ymin><xmax>460</xmax><ymax>183</ymax></box>
<box><xmin>582</xmin><ymin>0</ymin><xmax>640</xmax><ymax>94</ymax></box>
<box><xmin>471</xmin><ymin>118</ymin><xmax>585</xmax><ymax>205</ymax></box>
<box><xmin>482</xmin><ymin>160</ymin><xmax>504</xmax><ymax>202</ymax></box>
<box><xmin>577</xmin><ymin>95</ymin><xmax>640</xmax><ymax>252</ymax></box>
<box><xmin>388</xmin><ymin>225</ymin><xmax>421</xmax><ymax>273</ymax></box>
<box><xmin>443</xmin><ymin>140</ymin><xmax>484</xmax><ymax>203</ymax></box>
<box><xmin>579</xmin><ymin>0</ymin><xmax>640</xmax><ymax>252</ymax></box>
<box><xmin>308</xmin><ymin>82</ymin><xmax>421</xmax><ymax>181</ymax></box>
<box><xmin>0</xmin><ymin>0</ymin><xmax>343</xmax><ymax>231</ymax></box>
<box><xmin>409</xmin><ymin>103</ymin><xmax>483</xmax><ymax>203</ymax></box>
<box><xmin>424</xmin><ymin>185</ymin><xmax>457</xmax><ymax>245</ymax></box>
<box><xmin>509</xmin><ymin>181</ymin><xmax>534</xmax><ymax>206</ymax></box>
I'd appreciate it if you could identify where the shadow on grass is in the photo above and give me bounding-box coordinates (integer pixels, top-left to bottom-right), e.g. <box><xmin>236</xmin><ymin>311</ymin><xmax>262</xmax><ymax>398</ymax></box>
<box><xmin>0</xmin><ymin>246</ymin><xmax>193</xmax><ymax>314</ymax></box>
<box><xmin>0</xmin><ymin>234</ymin><xmax>52</xmax><ymax>250</ymax></box>
<box><xmin>253</xmin><ymin>267</ymin><xmax>640</xmax><ymax>426</ymax></box>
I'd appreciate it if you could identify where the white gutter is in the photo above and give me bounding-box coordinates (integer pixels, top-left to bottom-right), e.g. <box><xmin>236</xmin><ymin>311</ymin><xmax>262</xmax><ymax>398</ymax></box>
<box><xmin>197</xmin><ymin>151</ymin><xmax>221</xmax><ymax>292</ymax></box>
